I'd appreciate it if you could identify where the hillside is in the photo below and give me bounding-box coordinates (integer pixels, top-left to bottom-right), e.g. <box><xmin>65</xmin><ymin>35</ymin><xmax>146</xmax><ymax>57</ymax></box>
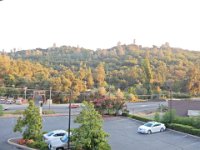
<box><xmin>0</xmin><ymin>43</ymin><xmax>200</xmax><ymax>101</ymax></box>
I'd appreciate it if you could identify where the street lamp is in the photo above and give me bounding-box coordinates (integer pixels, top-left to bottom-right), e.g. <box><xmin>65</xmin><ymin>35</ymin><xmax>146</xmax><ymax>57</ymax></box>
<box><xmin>49</xmin><ymin>87</ymin><xmax>52</xmax><ymax>110</ymax></box>
<box><xmin>169</xmin><ymin>89</ymin><xmax>173</xmax><ymax>123</ymax></box>
<box><xmin>67</xmin><ymin>91</ymin><xmax>72</xmax><ymax>150</ymax></box>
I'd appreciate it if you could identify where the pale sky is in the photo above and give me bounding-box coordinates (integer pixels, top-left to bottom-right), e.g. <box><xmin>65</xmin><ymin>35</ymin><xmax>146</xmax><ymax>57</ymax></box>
<box><xmin>0</xmin><ymin>0</ymin><xmax>200</xmax><ymax>51</ymax></box>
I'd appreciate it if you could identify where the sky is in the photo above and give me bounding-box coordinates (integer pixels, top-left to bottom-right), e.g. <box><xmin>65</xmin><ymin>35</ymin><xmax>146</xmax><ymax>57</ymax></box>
<box><xmin>0</xmin><ymin>0</ymin><xmax>200</xmax><ymax>51</ymax></box>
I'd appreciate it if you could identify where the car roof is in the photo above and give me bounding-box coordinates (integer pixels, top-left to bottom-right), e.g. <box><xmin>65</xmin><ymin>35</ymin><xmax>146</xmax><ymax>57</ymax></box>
<box><xmin>147</xmin><ymin>121</ymin><xmax>161</xmax><ymax>124</ymax></box>
<box><xmin>49</xmin><ymin>130</ymin><xmax>66</xmax><ymax>134</ymax></box>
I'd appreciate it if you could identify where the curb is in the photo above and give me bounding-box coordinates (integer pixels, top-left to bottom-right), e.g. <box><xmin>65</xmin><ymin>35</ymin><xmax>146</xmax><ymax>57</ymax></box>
<box><xmin>7</xmin><ymin>137</ymin><xmax>38</xmax><ymax>150</ymax></box>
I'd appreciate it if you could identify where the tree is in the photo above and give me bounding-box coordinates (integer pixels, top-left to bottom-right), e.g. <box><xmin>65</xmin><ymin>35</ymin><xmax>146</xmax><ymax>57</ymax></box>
<box><xmin>14</xmin><ymin>100</ymin><xmax>42</xmax><ymax>140</ymax></box>
<box><xmin>95</xmin><ymin>63</ymin><xmax>106</xmax><ymax>87</ymax></box>
<box><xmin>142</xmin><ymin>58</ymin><xmax>153</xmax><ymax>95</ymax></box>
<box><xmin>98</xmin><ymin>87</ymin><xmax>107</xmax><ymax>97</ymax></box>
<box><xmin>187</xmin><ymin>66</ymin><xmax>200</xmax><ymax>95</ymax></box>
<box><xmin>86</xmin><ymin>67</ymin><xmax>94</xmax><ymax>89</ymax></box>
<box><xmin>72</xmin><ymin>101</ymin><xmax>111</xmax><ymax>150</ymax></box>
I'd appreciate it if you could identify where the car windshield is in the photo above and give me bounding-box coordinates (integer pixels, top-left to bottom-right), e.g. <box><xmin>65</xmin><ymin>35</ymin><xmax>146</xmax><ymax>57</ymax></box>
<box><xmin>144</xmin><ymin>122</ymin><xmax>153</xmax><ymax>127</ymax></box>
<box><xmin>47</xmin><ymin>132</ymin><xmax>54</xmax><ymax>136</ymax></box>
<box><xmin>60</xmin><ymin>134</ymin><xmax>68</xmax><ymax>143</ymax></box>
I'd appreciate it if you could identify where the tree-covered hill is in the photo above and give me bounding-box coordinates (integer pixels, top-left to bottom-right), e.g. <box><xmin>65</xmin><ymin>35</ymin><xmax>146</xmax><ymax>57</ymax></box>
<box><xmin>1</xmin><ymin>42</ymin><xmax>200</xmax><ymax>101</ymax></box>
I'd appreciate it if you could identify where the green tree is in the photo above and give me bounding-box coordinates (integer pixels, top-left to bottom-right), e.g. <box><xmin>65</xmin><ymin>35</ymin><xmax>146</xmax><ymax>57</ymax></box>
<box><xmin>14</xmin><ymin>100</ymin><xmax>42</xmax><ymax>140</ymax></box>
<box><xmin>72</xmin><ymin>101</ymin><xmax>111</xmax><ymax>150</ymax></box>
<box><xmin>142</xmin><ymin>58</ymin><xmax>153</xmax><ymax>95</ymax></box>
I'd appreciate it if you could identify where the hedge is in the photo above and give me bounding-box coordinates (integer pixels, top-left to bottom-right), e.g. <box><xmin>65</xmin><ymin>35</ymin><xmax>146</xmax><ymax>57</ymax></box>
<box><xmin>124</xmin><ymin>113</ymin><xmax>152</xmax><ymax>122</ymax></box>
<box><xmin>168</xmin><ymin>123</ymin><xmax>200</xmax><ymax>137</ymax></box>
<box><xmin>174</xmin><ymin>116</ymin><xmax>200</xmax><ymax>129</ymax></box>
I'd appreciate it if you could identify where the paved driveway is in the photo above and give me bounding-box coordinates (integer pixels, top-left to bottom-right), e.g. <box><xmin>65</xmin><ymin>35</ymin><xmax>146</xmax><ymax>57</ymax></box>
<box><xmin>0</xmin><ymin>116</ymin><xmax>200</xmax><ymax>150</ymax></box>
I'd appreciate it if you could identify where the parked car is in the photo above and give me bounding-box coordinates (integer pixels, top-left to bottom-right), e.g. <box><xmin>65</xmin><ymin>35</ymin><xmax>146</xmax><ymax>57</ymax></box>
<box><xmin>137</xmin><ymin>121</ymin><xmax>166</xmax><ymax>134</ymax></box>
<box><xmin>6</xmin><ymin>98</ymin><xmax>14</xmax><ymax>104</ymax></box>
<box><xmin>43</xmin><ymin>130</ymin><xmax>67</xmax><ymax>144</ymax></box>
<box><xmin>3</xmin><ymin>105</ymin><xmax>9</xmax><ymax>111</ymax></box>
<box><xmin>48</xmin><ymin>133</ymin><xmax>72</xmax><ymax>150</ymax></box>
<box><xmin>68</xmin><ymin>104</ymin><xmax>80</xmax><ymax>109</ymax></box>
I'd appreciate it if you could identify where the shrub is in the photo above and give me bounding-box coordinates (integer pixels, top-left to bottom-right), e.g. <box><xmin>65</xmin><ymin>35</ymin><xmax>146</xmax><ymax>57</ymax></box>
<box><xmin>172</xmin><ymin>93</ymin><xmax>191</xmax><ymax>99</ymax></box>
<box><xmin>168</xmin><ymin>123</ymin><xmax>200</xmax><ymax>137</ymax></box>
<box><xmin>161</xmin><ymin>109</ymin><xmax>176</xmax><ymax>124</ymax></box>
<box><xmin>154</xmin><ymin>112</ymin><xmax>160</xmax><ymax>122</ymax></box>
<box><xmin>174</xmin><ymin>116</ymin><xmax>200</xmax><ymax>129</ymax></box>
<box><xmin>27</xmin><ymin>140</ymin><xmax>48</xmax><ymax>150</ymax></box>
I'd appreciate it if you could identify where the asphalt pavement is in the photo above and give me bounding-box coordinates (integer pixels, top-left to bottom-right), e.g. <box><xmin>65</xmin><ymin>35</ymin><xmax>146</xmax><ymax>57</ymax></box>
<box><xmin>1</xmin><ymin>116</ymin><xmax>200</xmax><ymax>150</ymax></box>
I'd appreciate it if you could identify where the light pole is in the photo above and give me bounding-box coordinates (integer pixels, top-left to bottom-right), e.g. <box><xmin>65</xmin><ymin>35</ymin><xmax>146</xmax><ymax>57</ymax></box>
<box><xmin>49</xmin><ymin>87</ymin><xmax>52</xmax><ymax>110</ymax></box>
<box><xmin>169</xmin><ymin>89</ymin><xmax>172</xmax><ymax>123</ymax></box>
<box><xmin>67</xmin><ymin>91</ymin><xmax>72</xmax><ymax>150</ymax></box>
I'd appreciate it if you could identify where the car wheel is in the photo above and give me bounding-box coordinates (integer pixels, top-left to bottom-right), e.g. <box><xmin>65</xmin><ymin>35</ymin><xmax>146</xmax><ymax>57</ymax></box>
<box><xmin>56</xmin><ymin>148</ymin><xmax>64</xmax><ymax>150</ymax></box>
<box><xmin>160</xmin><ymin>128</ymin><xmax>164</xmax><ymax>132</ymax></box>
<box><xmin>147</xmin><ymin>130</ymin><xmax>151</xmax><ymax>134</ymax></box>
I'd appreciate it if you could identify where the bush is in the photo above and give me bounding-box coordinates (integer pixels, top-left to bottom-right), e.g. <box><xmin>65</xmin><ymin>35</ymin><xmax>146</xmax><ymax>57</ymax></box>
<box><xmin>168</xmin><ymin>123</ymin><xmax>200</xmax><ymax>137</ymax></box>
<box><xmin>172</xmin><ymin>93</ymin><xmax>191</xmax><ymax>99</ymax></box>
<box><xmin>161</xmin><ymin>109</ymin><xmax>176</xmax><ymax>124</ymax></box>
<box><xmin>27</xmin><ymin>140</ymin><xmax>48</xmax><ymax>150</ymax></box>
<box><xmin>174</xmin><ymin>116</ymin><xmax>200</xmax><ymax>129</ymax></box>
<box><xmin>0</xmin><ymin>105</ymin><xmax>3</xmax><ymax>116</ymax></box>
<box><xmin>154</xmin><ymin>112</ymin><xmax>160</xmax><ymax>122</ymax></box>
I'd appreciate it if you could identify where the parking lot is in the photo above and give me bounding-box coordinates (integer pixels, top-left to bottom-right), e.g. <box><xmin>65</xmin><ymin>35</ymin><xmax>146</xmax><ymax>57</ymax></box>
<box><xmin>1</xmin><ymin>116</ymin><xmax>200</xmax><ymax>150</ymax></box>
<box><xmin>105</xmin><ymin>117</ymin><xmax>200</xmax><ymax>150</ymax></box>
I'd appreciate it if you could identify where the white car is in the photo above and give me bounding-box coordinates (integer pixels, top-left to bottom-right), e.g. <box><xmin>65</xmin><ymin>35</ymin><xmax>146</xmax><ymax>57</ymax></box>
<box><xmin>43</xmin><ymin>130</ymin><xmax>67</xmax><ymax>144</ymax></box>
<box><xmin>137</xmin><ymin>121</ymin><xmax>166</xmax><ymax>134</ymax></box>
<box><xmin>48</xmin><ymin>133</ymin><xmax>70</xmax><ymax>150</ymax></box>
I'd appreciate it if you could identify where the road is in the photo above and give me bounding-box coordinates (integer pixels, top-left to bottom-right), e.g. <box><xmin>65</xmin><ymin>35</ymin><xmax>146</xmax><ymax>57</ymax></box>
<box><xmin>127</xmin><ymin>101</ymin><xmax>167</xmax><ymax>114</ymax></box>
<box><xmin>1</xmin><ymin>116</ymin><xmax>200</xmax><ymax>150</ymax></box>
<box><xmin>2</xmin><ymin>101</ymin><xmax>167</xmax><ymax>114</ymax></box>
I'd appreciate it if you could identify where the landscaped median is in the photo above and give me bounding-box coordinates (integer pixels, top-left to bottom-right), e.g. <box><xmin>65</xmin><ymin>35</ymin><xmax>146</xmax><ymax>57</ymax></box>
<box><xmin>7</xmin><ymin>137</ymin><xmax>38</xmax><ymax>150</ymax></box>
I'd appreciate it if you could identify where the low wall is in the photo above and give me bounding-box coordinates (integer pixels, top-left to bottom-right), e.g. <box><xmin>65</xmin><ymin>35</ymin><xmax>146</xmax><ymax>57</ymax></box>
<box><xmin>168</xmin><ymin>99</ymin><xmax>200</xmax><ymax>116</ymax></box>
